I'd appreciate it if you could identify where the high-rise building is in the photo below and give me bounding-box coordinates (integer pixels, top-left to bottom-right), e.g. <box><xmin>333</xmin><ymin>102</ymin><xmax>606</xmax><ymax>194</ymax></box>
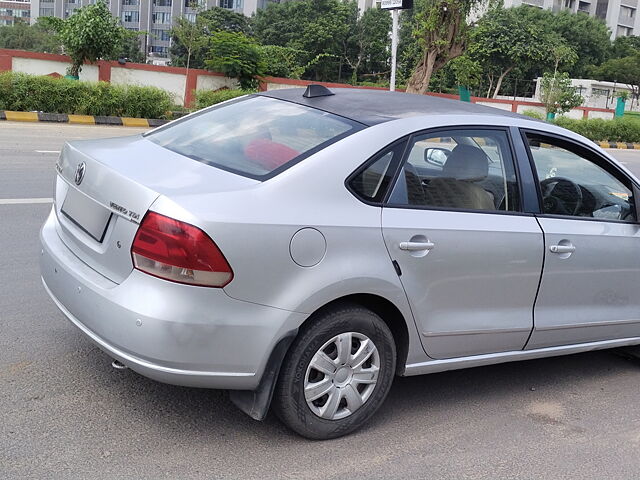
<box><xmin>503</xmin><ymin>0</ymin><xmax>639</xmax><ymax>38</ymax></box>
<box><xmin>29</xmin><ymin>0</ymin><xmax>271</xmax><ymax>63</ymax></box>
<box><xmin>1</xmin><ymin>0</ymin><xmax>31</xmax><ymax>26</ymax></box>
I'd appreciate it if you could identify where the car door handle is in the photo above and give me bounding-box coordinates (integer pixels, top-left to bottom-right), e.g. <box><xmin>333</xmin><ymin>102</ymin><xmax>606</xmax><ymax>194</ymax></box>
<box><xmin>549</xmin><ymin>244</ymin><xmax>576</xmax><ymax>254</ymax></box>
<box><xmin>399</xmin><ymin>241</ymin><xmax>435</xmax><ymax>251</ymax></box>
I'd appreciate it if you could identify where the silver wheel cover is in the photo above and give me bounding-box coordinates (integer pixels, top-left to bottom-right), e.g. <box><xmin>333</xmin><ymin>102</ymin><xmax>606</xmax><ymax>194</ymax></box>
<box><xmin>304</xmin><ymin>332</ymin><xmax>380</xmax><ymax>420</ymax></box>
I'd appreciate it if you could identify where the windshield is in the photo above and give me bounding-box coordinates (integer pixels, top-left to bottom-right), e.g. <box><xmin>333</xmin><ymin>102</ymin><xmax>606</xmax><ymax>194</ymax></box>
<box><xmin>146</xmin><ymin>96</ymin><xmax>359</xmax><ymax>179</ymax></box>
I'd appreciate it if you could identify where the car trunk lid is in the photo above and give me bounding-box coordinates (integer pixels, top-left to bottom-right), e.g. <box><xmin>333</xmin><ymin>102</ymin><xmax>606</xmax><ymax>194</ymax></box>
<box><xmin>54</xmin><ymin>135</ymin><xmax>257</xmax><ymax>284</ymax></box>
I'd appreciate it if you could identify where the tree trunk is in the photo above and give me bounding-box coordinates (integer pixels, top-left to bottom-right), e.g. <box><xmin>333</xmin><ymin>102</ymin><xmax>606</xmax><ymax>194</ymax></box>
<box><xmin>486</xmin><ymin>74</ymin><xmax>494</xmax><ymax>98</ymax></box>
<box><xmin>405</xmin><ymin>52</ymin><xmax>437</xmax><ymax>94</ymax></box>
<box><xmin>492</xmin><ymin>66</ymin><xmax>514</xmax><ymax>99</ymax></box>
<box><xmin>405</xmin><ymin>2</ymin><xmax>466</xmax><ymax>95</ymax></box>
<box><xmin>69</xmin><ymin>62</ymin><xmax>81</xmax><ymax>78</ymax></box>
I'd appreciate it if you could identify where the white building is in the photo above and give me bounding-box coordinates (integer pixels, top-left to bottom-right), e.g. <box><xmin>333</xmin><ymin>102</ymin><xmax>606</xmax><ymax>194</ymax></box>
<box><xmin>529</xmin><ymin>77</ymin><xmax>639</xmax><ymax>110</ymax></box>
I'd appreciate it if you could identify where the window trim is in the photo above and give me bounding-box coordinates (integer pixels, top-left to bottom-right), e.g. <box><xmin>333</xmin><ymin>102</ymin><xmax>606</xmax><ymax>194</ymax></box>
<box><xmin>344</xmin><ymin>136</ymin><xmax>410</xmax><ymax>206</ymax></box>
<box><xmin>382</xmin><ymin>125</ymin><xmax>527</xmax><ymax>216</ymax></box>
<box><xmin>520</xmin><ymin>128</ymin><xmax>639</xmax><ymax>224</ymax></box>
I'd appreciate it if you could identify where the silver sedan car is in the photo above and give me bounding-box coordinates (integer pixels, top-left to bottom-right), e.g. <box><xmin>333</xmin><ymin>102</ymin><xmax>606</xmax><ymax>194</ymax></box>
<box><xmin>41</xmin><ymin>86</ymin><xmax>640</xmax><ymax>439</ymax></box>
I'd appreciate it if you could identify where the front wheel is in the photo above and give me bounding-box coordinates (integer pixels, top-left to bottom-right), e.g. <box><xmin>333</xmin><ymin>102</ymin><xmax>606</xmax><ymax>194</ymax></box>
<box><xmin>273</xmin><ymin>304</ymin><xmax>396</xmax><ymax>439</ymax></box>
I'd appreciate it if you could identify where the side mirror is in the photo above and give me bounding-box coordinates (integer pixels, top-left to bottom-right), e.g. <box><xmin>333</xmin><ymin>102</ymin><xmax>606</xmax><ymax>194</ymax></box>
<box><xmin>424</xmin><ymin>147</ymin><xmax>450</xmax><ymax>167</ymax></box>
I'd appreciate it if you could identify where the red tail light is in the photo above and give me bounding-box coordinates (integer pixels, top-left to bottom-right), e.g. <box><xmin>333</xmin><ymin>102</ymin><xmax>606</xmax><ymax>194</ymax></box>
<box><xmin>131</xmin><ymin>212</ymin><xmax>233</xmax><ymax>287</ymax></box>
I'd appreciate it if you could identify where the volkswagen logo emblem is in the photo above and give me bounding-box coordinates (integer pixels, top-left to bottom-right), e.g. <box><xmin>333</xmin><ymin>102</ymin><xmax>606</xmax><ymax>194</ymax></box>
<box><xmin>74</xmin><ymin>162</ymin><xmax>86</xmax><ymax>186</ymax></box>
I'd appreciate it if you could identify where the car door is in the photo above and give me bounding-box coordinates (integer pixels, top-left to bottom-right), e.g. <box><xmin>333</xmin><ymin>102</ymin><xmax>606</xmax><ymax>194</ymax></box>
<box><xmin>380</xmin><ymin>127</ymin><xmax>544</xmax><ymax>359</ymax></box>
<box><xmin>522</xmin><ymin>131</ymin><xmax>640</xmax><ymax>349</ymax></box>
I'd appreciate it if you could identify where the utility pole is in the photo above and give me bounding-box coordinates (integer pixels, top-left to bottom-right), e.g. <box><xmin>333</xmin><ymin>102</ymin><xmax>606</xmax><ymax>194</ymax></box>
<box><xmin>381</xmin><ymin>0</ymin><xmax>412</xmax><ymax>92</ymax></box>
<box><xmin>390</xmin><ymin>9</ymin><xmax>399</xmax><ymax>91</ymax></box>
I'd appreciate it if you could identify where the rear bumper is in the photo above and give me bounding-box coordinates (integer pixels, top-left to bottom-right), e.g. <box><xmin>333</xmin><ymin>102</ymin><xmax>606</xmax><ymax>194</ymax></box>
<box><xmin>40</xmin><ymin>207</ymin><xmax>306</xmax><ymax>389</ymax></box>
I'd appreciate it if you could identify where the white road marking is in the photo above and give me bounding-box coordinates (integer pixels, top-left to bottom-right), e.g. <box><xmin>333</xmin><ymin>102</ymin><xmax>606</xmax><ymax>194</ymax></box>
<box><xmin>35</xmin><ymin>150</ymin><xmax>61</xmax><ymax>154</ymax></box>
<box><xmin>0</xmin><ymin>198</ymin><xmax>53</xmax><ymax>205</ymax></box>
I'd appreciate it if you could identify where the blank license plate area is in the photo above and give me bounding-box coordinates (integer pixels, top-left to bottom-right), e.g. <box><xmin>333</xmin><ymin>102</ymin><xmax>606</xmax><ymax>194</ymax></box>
<box><xmin>61</xmin><ymin>187</ymin><xmax>112</xmax><ymax>242</ymax></box>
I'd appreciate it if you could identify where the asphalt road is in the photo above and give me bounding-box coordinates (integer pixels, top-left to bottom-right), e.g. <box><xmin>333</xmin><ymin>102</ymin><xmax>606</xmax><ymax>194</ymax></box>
<box><xmin>2</xmin><ymin>121</ymin><xmax>640</xmax><ymax>480</ymax></box>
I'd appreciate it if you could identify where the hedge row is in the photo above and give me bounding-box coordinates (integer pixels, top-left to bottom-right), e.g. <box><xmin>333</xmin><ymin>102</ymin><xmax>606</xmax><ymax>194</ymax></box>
<box><xmin>554</xmin><ymin>117</ymin><xmax>640</xmax><ymax>143</ymax></box>
<box><xmin>0</xmin><ymin>72</ymin><xmax>173</xmax><ymax>119</ymax></box>
<box><xmin>193</xmin><ymin>88</ymin><xmax>256</xmax><ymax>109</ymax></box>
<box><xmin>4</xmin><ymin>72</ymin><xmax>640</xmax><ymax>142</ymax></box>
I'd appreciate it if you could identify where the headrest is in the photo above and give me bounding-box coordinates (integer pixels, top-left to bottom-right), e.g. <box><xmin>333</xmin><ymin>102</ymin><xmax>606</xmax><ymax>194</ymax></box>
<box><xmin>442</xmin><ymin>144</ymin><xmax>489</xmax><ymax>182</ymax></box>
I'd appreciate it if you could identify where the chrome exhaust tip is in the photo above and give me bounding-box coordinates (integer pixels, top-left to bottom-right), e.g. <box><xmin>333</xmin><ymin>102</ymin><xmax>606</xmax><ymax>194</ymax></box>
<box><xmin>111</xmin><ymin>359</ymin><xmax>128</xmax><ymax>370</ymax></box>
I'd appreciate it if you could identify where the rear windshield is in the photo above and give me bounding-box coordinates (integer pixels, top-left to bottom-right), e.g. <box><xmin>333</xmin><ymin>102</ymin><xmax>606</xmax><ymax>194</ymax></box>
<box><xmin>146</xmin><ymin>96</ymin><xmax>360</xmax><ymax>179</ymax></box>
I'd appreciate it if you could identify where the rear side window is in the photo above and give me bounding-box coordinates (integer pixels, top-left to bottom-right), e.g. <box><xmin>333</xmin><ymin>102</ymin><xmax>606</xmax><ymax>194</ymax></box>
<box><xmin>147</xmin><ymin>96</ymin><xmax>359</xmax><ymax>180</ymax></box>
<box><xmin>388</xmin><ymin>129</ymin><xmax>520</xmax><ymax>212</ymax></box>
<box><xmin>348</xmin><ymin>142</ymin><xmax>405</xmax><ymax>203</ymax></box>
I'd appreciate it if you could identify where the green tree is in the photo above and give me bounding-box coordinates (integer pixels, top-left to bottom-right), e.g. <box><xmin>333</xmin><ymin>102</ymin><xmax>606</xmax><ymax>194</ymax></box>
<box><xmin>205</xmin><ymin>31</ymin><xmax>264</xmax><ymax>89</ymax></box>
<box><xmin>170</xmin><ymin>16</ymin><xmax>208</xmax><ymax>69</ymax></box>
<box><xmin>252</xmin><ymin>0</ymin><xmax>352</xmax><ymax>81</ymax></box>
<box><xmin>540</xmin><ymin>71</ymin><xmax>583</xmax><ymax>116</ymax></box>
<box><xmin>397</xmin><ymin>8</ymin><xmax>422</xmax><ymax>85</ymax></box>
<box><xmin>170</xmin><ymin>7</ymin><xmax>251</xmax><ymax>69</ymax></box>
<box><xmin>260</xmin><ymin>45</ymin><xmax>306</xmax><ymax>78</ymax></box>
<box><xmin>448</xmin><ymin>55</ymin><xmax>481</xmax><ymax>90</ymax></box>
<box><xmin>466</xmin><ymin>7</ymin><xmax>552</xmax><ymax>98</ymax></box>
<box><xmin>547</xmin><ymin>35</ymin><xmax>578</xmax><ymax>75</ymax></box>
<box><xmin>111</xmin><ymin>30</ymin><xmax>145</xmax><ymax>64</ymax></box>
<box><xmin>609</xmin><ymin>35</ymin><xmax>640</xmax><ymax>59</ymax></box>
<box><xmin>404</xmin><ymin>0</ymin><xmax>492</xmax><ymax>94</ymax></box>
<box><xmin>0</xmin><ymin>19</ymin><xmax>62</xmax><ymax>53</ymax></box>
<box><xmin>436</xmin><ymin>6</ymin><xmax>611</xmax><ymax>98</ymax></box>
<box><xmin>259</xmin><ymin>45</ymin><xmax>328</xmax><ymax>79</ymax></box>
<box><xmin>593</xmin><ymin>53</ymin><xmax>640</xmax><ymax>105</ymax></box>
<box><xmin>45</xmin><ymin>2</ymin><xmax>127</xmax><ymax>77</ymax></box>
<box><xmin>545</xmin><ymin>9</ymin><xmax>610</xmax><ymax>78</ymax></box>
<box><xmin>343</xmin><ymin>6</ymin><xmax>391</xmax><ymax>84</ymax></box>
<box><xmin>198</xmin><ymin>6</ymin><xmax>252</xmax><ymax>34</ymax></box>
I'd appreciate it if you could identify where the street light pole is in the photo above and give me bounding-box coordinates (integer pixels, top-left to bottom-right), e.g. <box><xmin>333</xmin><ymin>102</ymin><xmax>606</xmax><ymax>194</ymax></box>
<box><xmin>390</xmin><ymin>8</ymin><xmax>399</xmax><ymax>92</ymax></box>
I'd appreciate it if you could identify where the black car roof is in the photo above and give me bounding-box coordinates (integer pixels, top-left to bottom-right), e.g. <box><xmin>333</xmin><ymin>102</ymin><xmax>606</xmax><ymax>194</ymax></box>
<box><xmin>258</xmin><ymin>87</ymin><xmax>526</xmax><ymax>126</ymax></box>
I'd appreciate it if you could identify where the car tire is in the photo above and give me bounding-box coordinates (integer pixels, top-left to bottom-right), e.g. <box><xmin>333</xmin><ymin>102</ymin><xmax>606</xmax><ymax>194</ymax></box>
<box><xmin>273</xmin><ymin>303</ymin><xmax>396</xmax><ymax>440</ymax></box>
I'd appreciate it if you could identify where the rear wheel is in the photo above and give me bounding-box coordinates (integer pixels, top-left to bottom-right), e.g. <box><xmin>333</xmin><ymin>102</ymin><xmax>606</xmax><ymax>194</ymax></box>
<box><xmin>273</xmin><ymin>304</ymin><xmax>396</xmax><ymax>439</ymax></box>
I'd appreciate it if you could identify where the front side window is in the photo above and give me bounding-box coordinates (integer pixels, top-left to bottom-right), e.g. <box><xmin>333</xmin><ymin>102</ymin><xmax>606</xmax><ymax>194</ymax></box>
<box><xmin>388</xmin><ymin>129</ymin><xmax>520</xmax><ymax>212</ymax></box>
<box><xmin>147</xmin><ymin>96</ymin><xmax>359</xmax><ymax>179</ymax></box>
<box><xmin>526</xmin><ymin>133</ymin><xmax>636</xmax><ymax>222</ymax></box>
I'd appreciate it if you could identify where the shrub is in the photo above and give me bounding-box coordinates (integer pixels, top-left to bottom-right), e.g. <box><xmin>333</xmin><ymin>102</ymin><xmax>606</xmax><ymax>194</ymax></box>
<box><xmin>521</xmin><ymin>109</ymin><xmax>545</xmax><ymax>120</ymax></box>
<box><xmin>0</xmin><ymin>72</ymin><xmax>172</xmax><ymax>118</ymax></box>
<box><xmin>194</xmin><ymin>88</ymin><xmax>255</xmax><ymax>110</ymax></box>
<box><xmin>540</xmin><ymin>72</ymin><xmax>583</xmax><ymax>116</ymax></box>
<box><xmin>554</xmin><ymin>116</ymin><xmax>640</xmax><ymax>143</ymax></box>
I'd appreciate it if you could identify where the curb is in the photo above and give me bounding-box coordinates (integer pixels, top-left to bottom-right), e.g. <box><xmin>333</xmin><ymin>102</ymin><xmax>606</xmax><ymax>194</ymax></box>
<box><xmin>0</xmin><ymin>110</ymin><xmax>168</xmax><ymax>128</ymax></box>
<box><xmin>596</xmin><ymin>141</ymin><xmax>640</xmax><ymax>150</ymax></box>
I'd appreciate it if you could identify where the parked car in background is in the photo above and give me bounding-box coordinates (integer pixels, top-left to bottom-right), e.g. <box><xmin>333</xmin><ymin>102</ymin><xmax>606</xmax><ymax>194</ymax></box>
<box><xmin>41</xmin><ymin>86</ymin><xmax>640</xmax><ymax>439</ymax></box>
